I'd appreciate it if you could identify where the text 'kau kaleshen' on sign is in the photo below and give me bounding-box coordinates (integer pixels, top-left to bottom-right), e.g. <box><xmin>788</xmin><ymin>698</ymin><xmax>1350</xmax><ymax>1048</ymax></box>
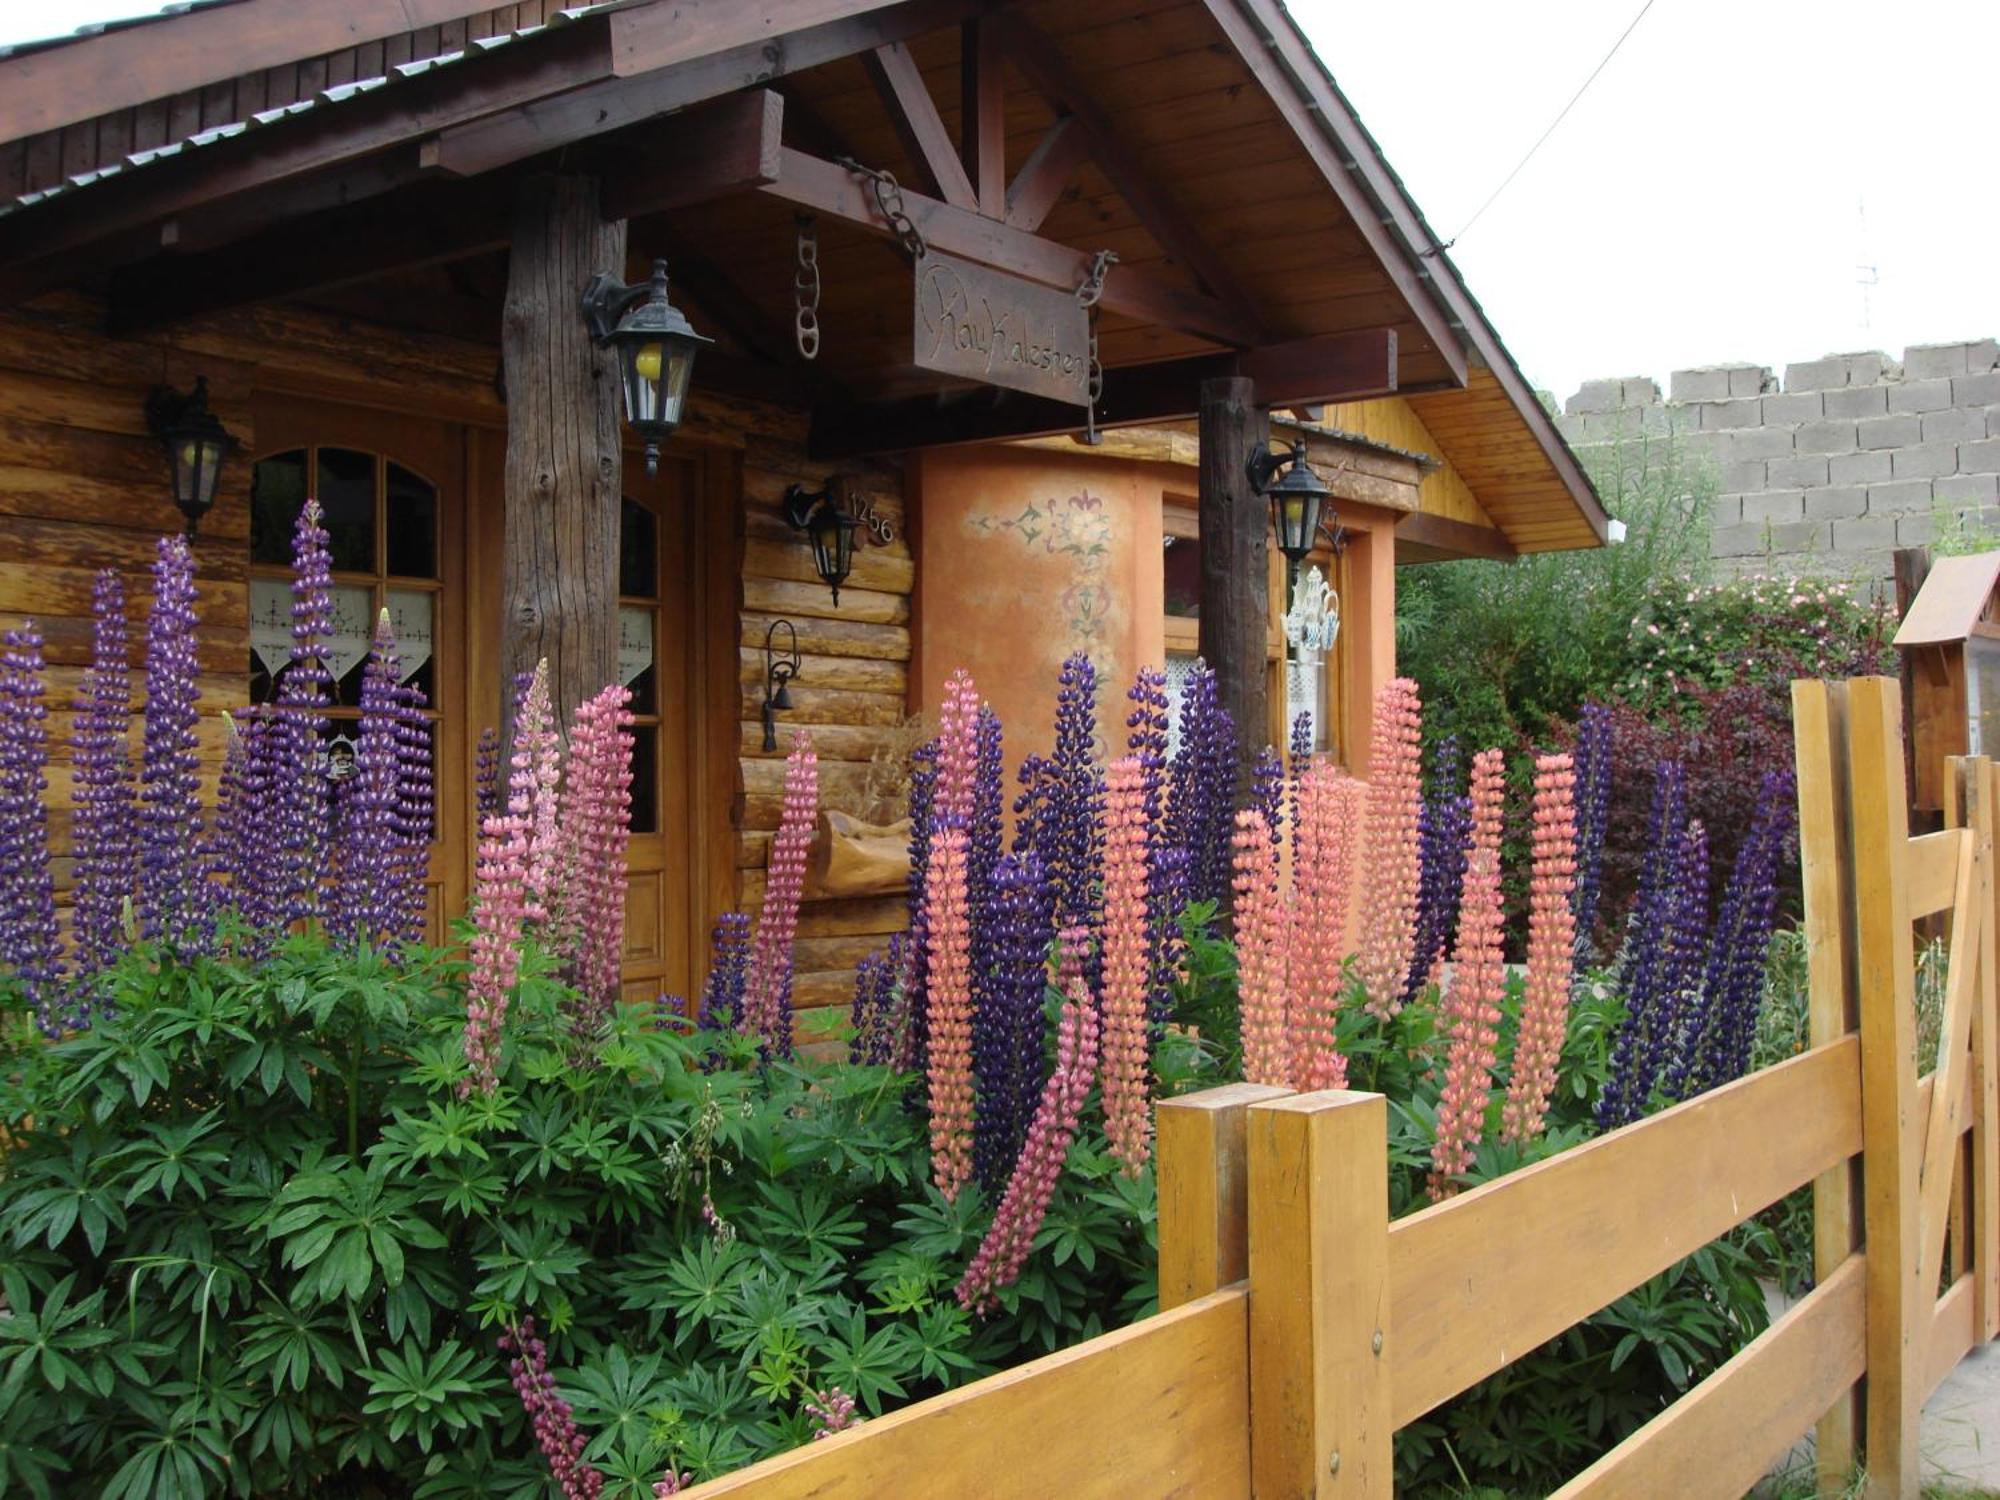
<box><xmin>913</xmin><ymin>251</ymin><xmax>1091</xmax><ymax>406</ymax></box>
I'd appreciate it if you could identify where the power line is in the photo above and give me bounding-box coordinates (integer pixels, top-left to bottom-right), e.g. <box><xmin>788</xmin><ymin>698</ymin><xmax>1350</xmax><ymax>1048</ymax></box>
<box><xmin>1442</xmin><ymin>0</ymin><xmax>1659</xmax><ymax>249</ymax></box>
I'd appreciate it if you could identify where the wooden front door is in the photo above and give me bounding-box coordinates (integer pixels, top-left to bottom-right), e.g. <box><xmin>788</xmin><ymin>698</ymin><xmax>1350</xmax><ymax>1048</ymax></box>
<box><xmin>248</xmin><ymin>395</ymin><xmax>471</xmax><ymax>933</ymax></box>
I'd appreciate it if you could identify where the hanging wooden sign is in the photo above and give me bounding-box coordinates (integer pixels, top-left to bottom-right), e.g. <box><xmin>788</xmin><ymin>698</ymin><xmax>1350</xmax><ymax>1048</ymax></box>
<box><xmin>912</xmin><ymin>250</ymin><xmax>1090</xmax><ymax>406</ymax></box>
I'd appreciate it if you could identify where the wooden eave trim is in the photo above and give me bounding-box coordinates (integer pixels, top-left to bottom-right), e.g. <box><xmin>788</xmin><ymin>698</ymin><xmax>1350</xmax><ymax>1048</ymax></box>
<box><xmin>1394</xmin><ymin>511</ymin><xmax>1517</xmax><ymax>564</ymax></box>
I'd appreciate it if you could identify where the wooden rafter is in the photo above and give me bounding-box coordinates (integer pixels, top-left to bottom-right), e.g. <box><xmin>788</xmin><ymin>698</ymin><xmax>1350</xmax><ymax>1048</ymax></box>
<box><xmin>1004</xmin><ymin>115</ymin><xmax>1086</xmax><ymax>231</ymax></box>
<box><xmin>0</xmin><ymin>0</ymin><xmax>512</xmax><ymax>144</ymax></box>
<box><xmin>433</xmin><ymin>0</ymin><xmax>992</xmax><ymax>176</ymax></box>
<box><xmin>808</xmin><ymin>329</ymin><xmax>1396</xmax><ymax>456</ymax></box>
<box><xmin>863</xmin><ymin>41</ymin><xmax>977</xmax><ymax>209</ymax></box>
<box><xmin>1394</xmin><ymin>513</ymin><xmax>1518</xmax><ymax>564</ymax></box>
<box><xmin>959</xmin><ymin>18</ymin><xmax>1006</xmax><ymax>218</ymax></box>
<box><xmin>106</xmin><ymin>91</ymin><xmax>787</xmax><ymax>335</ymax></box>
<box><xmin>759</xmin><ymin>146</ymin><xmax>1259</xmax><ymax>348</ymax></box>
<box><xmin>993</xmin><ymin>13</ymin><xmax>1260</xmax><ymax>329</ymax></box>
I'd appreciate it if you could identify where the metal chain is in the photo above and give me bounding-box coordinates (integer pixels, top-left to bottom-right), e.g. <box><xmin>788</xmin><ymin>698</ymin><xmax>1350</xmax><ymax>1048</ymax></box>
<box><xmin>837</xmin><ymin>157</ymin><xmax>928</xmax><ymax>261</ymax></box>
<box><xmin>793</xmin><ymin>215</ymin><xmax>822</xmax><ymax>361</ymax></box>
<box><xmin>1076</xmin><ymin>250</ymin><xmax>1117</xmax><ymax>444</ymax></box>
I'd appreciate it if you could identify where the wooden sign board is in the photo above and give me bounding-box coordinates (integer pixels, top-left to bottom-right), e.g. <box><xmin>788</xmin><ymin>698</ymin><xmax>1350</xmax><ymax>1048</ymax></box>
<box><xmin>913</xmin><ymin>250</ymin><xmax>1090</xmax><ymax>406</ymax></box>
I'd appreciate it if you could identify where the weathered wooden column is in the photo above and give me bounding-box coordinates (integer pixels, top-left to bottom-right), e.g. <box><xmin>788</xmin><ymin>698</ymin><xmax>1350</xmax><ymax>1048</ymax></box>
<box><xmin>501</xmin><ymin>174</ymin><xmax>627</xmax><ymax>735</ymax></box>
<box><xmin>1197</xmin><ymin>375</ymin><xmax>1270</xmax><ymax>782</ymax></box>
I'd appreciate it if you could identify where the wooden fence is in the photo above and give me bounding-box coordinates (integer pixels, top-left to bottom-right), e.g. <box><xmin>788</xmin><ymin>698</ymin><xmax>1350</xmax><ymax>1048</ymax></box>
<box><xmin>682</xmin><ymin>678</ymin><xmax>1997</xmax><ymax>1498</ymax></box>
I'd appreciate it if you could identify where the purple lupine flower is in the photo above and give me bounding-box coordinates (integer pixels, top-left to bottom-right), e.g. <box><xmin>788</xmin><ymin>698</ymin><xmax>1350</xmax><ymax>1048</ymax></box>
<box><xmin>902</xmin><ymin>738</ymin><xmax>940</xmax><ymax>1076</ymax></box>
<box><xmin>848</xmin><ymin>942</ymin><xmax>898</xmax><ymax>1065</ymax></box>
<box><xmin>1166</xmin><ymin>662</ymin><xmax>1237</xmax><ymax>910</ymax></box>
<box><xmin>1571</xmin><ymin>703</ymin><xmax>1614</xmax><ymax>970</ymax></box>
<box><xmin>973</xmin><ymin>851</ymin><xmax>1055</xmax><ymax>1191</ymax></box>
<box><xmin>210</xmin><ymin>706</ymin><xmax>278</xmax><ymax>937</ymax></box>
<box><xmin>137</xmin><ymin>535</ymin><xmax>209</xmax><ymax>951</ymax></box>
<box><xmin>1597</xmin><ymin>761</ymin><xmax>1687</xmax><ymax>1130</ymax></box>
<box><xmin>271</xmin><ymin>499</ymin><xmax>335</xmax><ymax>928</ymax></box>
<box><xmin>1017</xmin><ymin>653</ymin><xmax>1104</xmax><ymax>941</ymax></box>
<box><xmin>498</xmin><ymin>1318</ymin><xmax>603</xmax><ymax>1500</ymax></box>
<box><xmin>70</xmin><ymin>570</ymin><xmax>135</xmax><ymax>983</ymax></box>
<box><xmin>0</xmin><ymin>627</ymin><xmax>67</xmax><ymax>1033</ymax></box>
<box><xmin>1128</xmin><ymin>666</ymin><xmax>1179</xmax><ymax>1025</ymax></box>
<box><xmin>1249</xmin><ymin>745</ymin><xmax>1285</xmax><ymax>861</ymax></box>
<box><xmin>1405</xmin><ymin>735</ymin><xmax>1472</xmax><ymax>1007</ymax></box>
<box><xmin>698</xmin><ymin>911</ymin><xmax>751</xmax><ymax>1032</ymax></box>
<box><xmin>330</xmin><ymin>613</ymin><xmax>403</xmax><ymax>948</ymax></box>
<box><xmin>968</xmin><ymin>704</ymin><xmax>1005</xmax><ymax>972</ymax></box>
<box><xmin>1676</xmin><ymin>772</ymin><xmax>1795</xmax><ymax>1096</ymax></box>
<box><xmin>390</xmin><ymin>672</ymin><xmax>434</xmax><ymax>944</ymax></box>
<box><xmin>1288</xmin><ymin>708</ymin><xmax>1313</xmax><ymax>867</ymax></box>
<box><xmin>1642</xmin><ymin>819</ymin><xmax>1710</xmax><ymax>1104</ymax></box>
<box><xmin>473</xmin><ymin>725</ymin><xmax>502</xmax><ymax>827</ymax></box>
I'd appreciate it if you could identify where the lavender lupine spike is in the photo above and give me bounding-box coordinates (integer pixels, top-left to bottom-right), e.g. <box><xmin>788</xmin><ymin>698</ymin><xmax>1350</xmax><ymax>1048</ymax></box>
<box><xmin>1127</xmin><ymin>666</ymin><xmax>1178</xmax><ymax>1022</ymax></box>
<box><xmin>973</xmin><ymin>852</ymin><xmax>1055</xmax><ymax>1192</ymax></box>
<box><xmin>1166</xmin><ymin>662</ymin><xmax>1235</xmax><ymax>909</ymax></box>
<box><xmin>272</xmin><ymin>498</ymin><xmax>335</xmax><ymax>928</ymax></box>
<box><xmin>1250</xmin><ymin>745</ymin><xmax>1285</xmax><ymax>861</ymax></box>
<box><xmin>698</xmin><ymin>912</ymin><xmax>751</xmax><ymax>1032</ymax></box>
<box><xmin>71</xmin><ymin>570</ymin><xmax>136</xmax><ymax>982</ymax></box>
<box><xmin>1571</xmin><ymin>703</ymin><xmax>1614</xmax><ymax>970</ymax></box>
<box><xmin>1638</xmin><ymin>818</ymin><xmax>1710</xmax><ymax>1105</ymax></box>
<box><xmin>473</xmin><ymin>726</ymin><xmax>502</xmax><ymax>827</ymax></box>
<box><xmin>967</xmin><ymin>705</ymin><xmax>1006</xmax><ymax>1030</ymax></box>
<box><xmin>1596</xmin><ymin>761</ymin><xmax>1688</xmax><ymax>1131</ymax></box>
<box><xmin>1677</xmin><ymin>772</ymin><xmax>1795</xmax><ymax>1096</ymax></box>
<box><xmin>1404</xmin><ymin>736</ymin><xmax>1471</xmax><ymax>1007</ymax></box>
<box><xmin>1046</xmin><ymin>653</ymin><xmax>1103</xmax><ymax>938</ymax></box>
<box><xmin>216</xmin><ymin>707</ymin><xmax>282</xmax><ymax>935</ymax></box>
<box><xmin>137</xmin><ymin>535</ymin><xmax>210</xmax><ymax>950</ymax></box>
<box><xmin>0</xmin><ymin>627</ymin><xmax>67</xmax><ymax>1032</ymax></box>
<box><xmin>389</xmin><ymin>672</ymin><xmax>434</xmax><ymax>944</ymax></box>
<box><xmin>1288</xmin><ymin>709</ymin><xmax>1313</xmax><ymax>865</ymax></box>
<box><xmin>330</xmin><ymin>613</ymin><xmax>404</xmax><ymax>948</ymax></box>
<box><xmin>848</xmin><ymin>945</ymin><xmax>897</xmax><ymax>1065</ymax></box>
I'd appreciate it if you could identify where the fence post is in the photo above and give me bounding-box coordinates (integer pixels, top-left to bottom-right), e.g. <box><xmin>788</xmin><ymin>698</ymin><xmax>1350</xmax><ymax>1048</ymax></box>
<box><xmin>1794</xmin><ymin>679</ymin><xmax>1864</xmax><ymax>1493</ymax></box>
<box><xmin>1846</xmin><ymin>676</ymin><xmax>1923</xmax><ymax>1494</ymax></box>
<box><xmin>1157</xmin><ymin>1083</ymin><xmax>1293</xmax><ymax>1310</ymax></box>
<box><xmin>1247</xmin><ymin>1091</ymin><xmax>1390</xmax><ymax>1499</ymax></box>
<box><xmin>1977</xmin><ymin>761</ymin><xmax>2000</xmax><ymax>1342</ymax></box>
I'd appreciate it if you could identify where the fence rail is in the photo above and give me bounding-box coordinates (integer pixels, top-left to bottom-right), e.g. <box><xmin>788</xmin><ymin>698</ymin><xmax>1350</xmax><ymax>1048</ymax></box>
<box><xmin>681</xmin><ymin>677</ymin><xmax>1998</xmax><ymax>1499</ymax></box>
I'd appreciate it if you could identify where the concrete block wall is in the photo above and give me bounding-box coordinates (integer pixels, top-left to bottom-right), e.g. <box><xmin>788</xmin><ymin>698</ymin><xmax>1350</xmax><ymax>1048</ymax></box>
<box><xmin>1556</xmin><ymin>340</ymin><xmax>2000</xmax><ymax>582</ymax></box>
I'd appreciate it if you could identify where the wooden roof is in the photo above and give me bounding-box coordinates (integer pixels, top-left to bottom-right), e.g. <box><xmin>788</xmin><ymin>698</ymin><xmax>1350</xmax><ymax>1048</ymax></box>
<box><xmin>1894</xmin><ymin>551</ymin><xmax>2000</xmax><ymax>648</ymax></box>
<box><xmin>0</xmin><ymin>0</ymin><xmax>1606</xmax><ymax>550</ymax></box>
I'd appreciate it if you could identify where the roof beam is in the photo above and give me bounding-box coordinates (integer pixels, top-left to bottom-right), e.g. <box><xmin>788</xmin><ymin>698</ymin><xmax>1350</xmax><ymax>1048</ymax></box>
<box><xmin>432</xmin><ymin>0</ymin><xmax>994</xmax><ymax>177</ymax></box>
<box><xmin>993</xmin><ymin>13</ymin><xmax>1259</xmax><ymax>329</ymax></box>
<box><xmin>759</xmin><ymin>146</ymin><xmax>1260</xmax><ymax>348</ymax></box>
<box><xmin>863</xmin><ymin>42</ymin><xmax>977</xmax><ymax>209</ymax></box>
<box><xmin>1003</xmin><ymin>114</ymin><xmax>1085</xmax><ymax>230</ymax></box>
<box><xmin>106</xmin><ymin>91</ymin><xmax>786</xmax><ymax>335</ymax></box>
<box><xmin>808</xmin><ymin>328</ymin><xmax>1395</xmax><ymax>456</ymax></box>
<box><xmin>960</xmin><ymin>18</ymin><xmax>1007</xmax><ymax>217</ymax></box>
<box><xmin>1395</xmin><ymin>512</ymin><xmax>1518</xmax><ymax>564</ymax></box>
<box><xmin>0</xmin><ymin>0</ymin><xmax>513</xmax><ymax>145</ymax></box>
<box><xmin>1196</xmin><ymin>0</ymin><xmax>1466</xmax><ymax>387</ymax></box>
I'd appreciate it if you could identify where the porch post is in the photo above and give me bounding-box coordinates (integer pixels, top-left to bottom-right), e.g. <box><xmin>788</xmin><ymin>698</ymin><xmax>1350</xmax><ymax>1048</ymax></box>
<box><xmin>1197</xmin><ymin>374</ymin><xmax>1270</xmax><ymax>784</ymax></box>
<box><xmin>500</xmin><ymin>173</ymin><xmax>627</xmax><ymax>736</ymax></box>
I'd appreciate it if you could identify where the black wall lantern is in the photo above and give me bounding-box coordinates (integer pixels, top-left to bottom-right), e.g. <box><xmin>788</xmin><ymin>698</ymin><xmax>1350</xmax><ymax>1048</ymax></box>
<box><xmin>145</xmin><ymin>375</ymin><xmax>239</xmax><ymax>539</ymax></box>
<box><xmin>762</xmin><ymin>618</ymin><xmax>801</xmax><ymax>752</ymax></box>
<box><xmin>783</xmin><ymin>482</ymin><xmax>861</xmax><ymax>608</ymax></box>
<box><xmin>582</xmin><ymin>258</ymin><xmax>712</xmax><ymax>476</ymax></box>
<box><xmin>1247</xmin><ymin>439</ymin><xmax>1337</xmax><ymax>588</ymax></box>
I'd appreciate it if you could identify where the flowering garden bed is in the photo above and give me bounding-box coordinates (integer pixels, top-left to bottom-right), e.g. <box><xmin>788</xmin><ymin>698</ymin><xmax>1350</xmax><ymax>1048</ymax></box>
<box><xmin>0</xmin><ymin>507</ymin><xmax>1823</xmax><ymax>1498</ymax></box>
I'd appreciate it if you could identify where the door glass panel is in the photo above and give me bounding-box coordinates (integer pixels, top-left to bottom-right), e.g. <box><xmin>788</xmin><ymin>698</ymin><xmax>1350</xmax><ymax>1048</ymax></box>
<box><xmin>629</xmin><ymin>727</ymin><xmax>659</xmax><ymax>835</ymax></box>
<box><xmin>1163</xmin><ymin>533</ymin><xmax>1202</xmax><ymax>618</ymax></box>
<box><xmin>316</xmin><ymin>447</ymin><xmax>377</xmax><ymax>571</ymax></box>
<box><xmin>620</xmin><ymin>498</ymin><xmax>658</xmax><ymax>599</ymax></box>
<box><xmin>251</xmin><ymin>450</ymin><xmax>308</xmax><ymax>564</ymax></box>
<box><xmin>385</xmin><ymin>462</ymin><xmax>439</xmax><ymax>579</ymax></box>
<box><xmin>620</xmin><ymin>606</ymin><xmax>658</xmax><ymax>715</ymax></box>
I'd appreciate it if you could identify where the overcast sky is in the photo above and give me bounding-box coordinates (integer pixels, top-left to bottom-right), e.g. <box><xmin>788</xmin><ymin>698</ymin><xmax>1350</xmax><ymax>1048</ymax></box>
<box><xmin>8</xmin><ymin>1</ymin><xmax>1997</xmax><ymax>401</ymax></box>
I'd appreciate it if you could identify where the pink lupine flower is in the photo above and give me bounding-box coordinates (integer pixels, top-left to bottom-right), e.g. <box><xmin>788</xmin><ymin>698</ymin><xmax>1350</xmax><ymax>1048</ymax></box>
<box><xmin>1503</xmin><ymin>753</ymin><xmax>1578</xmax><ymax>1144</ymax></box>
<box><xmin>561</xmin><ymin>684</ymin><xmax>635</xmax><ymax>1032</ymax></box>
<box><xmin>654</xmin><ymin>1471</ymin><xmax>690</xmax><ymax>1497</ymax></box>
<box><xmin>1288</xmin><ymin>765</ymin><xmax>1363</xmax><ymax>1090</ymax></box>
<box><xmin>1355</xmin><ymin>678</ymin><xmax>1423</xmax><ymax>1019</ymax></box>
<box><xmin>1099</xmin><ymin>757</ymin><xmax>1153</xmax><ymax>1176</ymax></box>
<box><xmin>1429</xmin><ymin>748</ymin><xmax>1506</xmax><ymax>1200</ymax></box>
<box><xmin>1231</xmin><ymin>808</ymin><xmax>1290</xmax><ymax>1087</ymax></box>
<box><xmin>806</xmin><ymin>1387</ymin><xmax>860</xmax><ymax>1440</ymax></box>
<box><xmin>513</xmin><ymin>665</ymin><xmax>563</xmax><ymax>926</ymax></box>
<box><xmin>925</xmin><ymin>825</ymin><xmax>975</xmax><ymax>1201</ymax></box>
<box><xmin>1056</xmin><ymin>923</ymin><xmax>1091</xmax><ymax>992</ymax></box>
<box><xmin>956</xmin><ymin>974</ymin><xmax>1100</xmax><ymax>1313</ymax></box>
<box><xmin>742</xmin><ymin>733</ymin><xmax>817</xmax><ymax>1055</ymax></box>
<box><xmin>498</xmin><ymin>1317</ymin><xmax>602</xmax><ymax>1500</ymax></box>
<box><xmin>935</xmin><ymin>668</ymin><xmax>980</xmax><ymax>827</ymax></box>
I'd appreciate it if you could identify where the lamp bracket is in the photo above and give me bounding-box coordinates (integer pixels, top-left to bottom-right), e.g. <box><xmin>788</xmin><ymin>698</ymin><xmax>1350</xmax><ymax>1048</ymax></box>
<box><xmin>1245</xmin><ymin>438</ymin><xmax>1307</xmax><ymax>495</ymax></box>
<box><xmin>581</xmin><ymin>259</ymin><xmax>671</xmax><ymax>344</ymax></box>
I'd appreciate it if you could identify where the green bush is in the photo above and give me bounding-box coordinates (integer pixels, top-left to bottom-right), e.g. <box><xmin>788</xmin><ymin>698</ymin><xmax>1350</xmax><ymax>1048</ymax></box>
<box><xmin>0</xmin><ymin>935</ymin><xmax>1155</xmax><ymax>1498</ymax></box>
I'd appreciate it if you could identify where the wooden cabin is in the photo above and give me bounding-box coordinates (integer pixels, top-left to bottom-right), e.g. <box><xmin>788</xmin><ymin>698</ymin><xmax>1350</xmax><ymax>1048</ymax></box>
<box><xmin>0</xmin><ymin>0</ymin><xmax>1608</xmax><ymax>1039</ymax></box>
<box><xmin>1893</xmin><ymin>550</ymin><xmax>2000</xmax><ymax>814</ymax></box>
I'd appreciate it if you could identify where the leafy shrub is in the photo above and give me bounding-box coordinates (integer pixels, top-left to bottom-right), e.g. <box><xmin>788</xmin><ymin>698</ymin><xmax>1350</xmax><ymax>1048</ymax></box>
<box><xmin>0</xmin><ymin>936</ymin><xmax>1156</xmax><ymax>1498</ymax></box>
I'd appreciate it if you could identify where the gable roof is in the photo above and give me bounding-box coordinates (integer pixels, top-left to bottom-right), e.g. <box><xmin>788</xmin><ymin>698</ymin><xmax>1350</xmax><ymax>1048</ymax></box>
<box><xmin>1894</xmin><ymin>551</ymin><xmax>2000</xmax><ymax>648</ymax></box>
<box><xmin>0</xmin><ymin>0</ymin><xmax>1607</xmax><ymax>553</ymax></box>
